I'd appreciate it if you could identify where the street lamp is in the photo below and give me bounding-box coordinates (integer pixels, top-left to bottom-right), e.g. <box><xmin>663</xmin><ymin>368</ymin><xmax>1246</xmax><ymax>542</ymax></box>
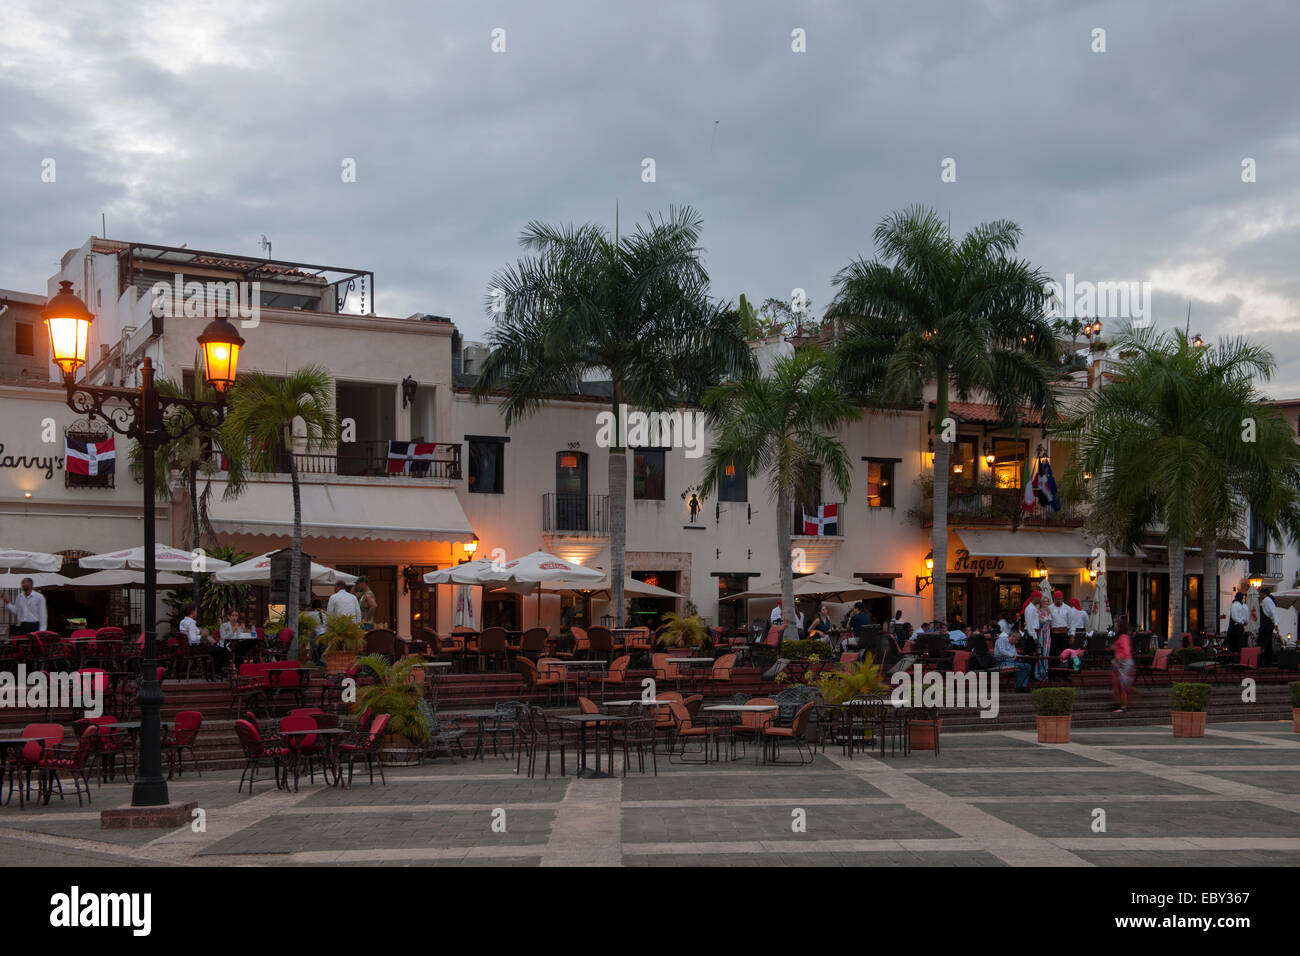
<box><xmin>459</xmin><ymin>536</ymin><xmax>479</xmax><ymax>565</ymax></box>
<box><xmin>43</xmin><ymin>282</ymin><xmax>245</xmax><ymax>809</ymax></box>
<box><xmin>916</xmin><ymin>550</ymin><xmax>935</xmax><ymax>594</ymax></box>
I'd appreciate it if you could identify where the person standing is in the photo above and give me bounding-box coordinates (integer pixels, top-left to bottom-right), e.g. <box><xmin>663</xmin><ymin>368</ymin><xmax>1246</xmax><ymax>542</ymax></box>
<box><xmin>0</xmin><ymin>578</ymin><xmax>47</xmax><ymax>634</ymax></box>
<box><xmin>327</xmin><ymin>581</ymin><xmax>362</xmax><ymax>622</ymax></box>
<box><xmin>1111</xmin><ymin>619</ymin><xmax>1135</xmax><ymax>713</ymax></box>
<box><xmin>354</xmin><ymin>576</ymin><xmax>378</xmax><ymax>632</ymax></box>
<box><xmin>1023</xmin><ymin>590</ymin><xmax>1046</xmax><ymax>681</ymax></box>
<box><xmin>1227</xmin><ymin>591</ymin><xmax>1249</xmax><ymax>652</ymax></box>
<box><xmin>1067</xmin><ymin>598</ymin><xmax>1089</xmax><ymax>642</ymax></box>
<box><xmin>1259</xmin><ymin>587</ymin><xmax>1279</xmax><ymax>666</ymax></box>
<box><xmin>1048</xmin><ymin>590</ymin><xmax>1072</xmax><ymax>651</ymax></box>
<box><xmin>303</xmin><ymin>598</ymin><xmax>328</xmax><ymax>663</ymax></box>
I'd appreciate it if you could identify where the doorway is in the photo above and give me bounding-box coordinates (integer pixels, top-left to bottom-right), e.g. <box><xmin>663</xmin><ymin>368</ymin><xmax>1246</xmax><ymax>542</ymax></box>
<box><xmin>555</xmin><ymin>451</ymin><xmax>588</xmax><ymax>532</ymax></box>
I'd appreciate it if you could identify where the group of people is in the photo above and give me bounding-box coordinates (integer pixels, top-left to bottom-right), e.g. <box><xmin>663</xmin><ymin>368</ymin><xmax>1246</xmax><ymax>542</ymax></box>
<box><xmin>1226</xmin><ymin>588</ymin><xmax>1281</xmax><ymax>664</ymax></box>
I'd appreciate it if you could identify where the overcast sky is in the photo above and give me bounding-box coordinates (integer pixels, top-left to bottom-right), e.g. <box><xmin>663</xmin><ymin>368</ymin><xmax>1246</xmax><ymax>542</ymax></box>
<box><xmin>3</xmin><ymin>0</ymin><xmax>1299</xmax><ymax>394</ymax></box>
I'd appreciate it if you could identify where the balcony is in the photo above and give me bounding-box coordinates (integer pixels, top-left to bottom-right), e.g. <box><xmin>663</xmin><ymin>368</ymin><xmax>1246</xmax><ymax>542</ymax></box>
<box><xmin>1248</xmin><ymin>551</ymin><xmax>1284</xmax><ymax>580</ymax></box>
<box><xmin>917</xmin><ymin>489</ymin><xmax>1083</xmax><ymax>528</ymax></box>
<box><xmin>542</xmin><ymin>493</ymin><xmax>610</xmax><ymax>536</ymax></box>
<box><xmin>277</xmin><ymin>440</ymin><xmax>461</xmax><ymax>480</ymax></box>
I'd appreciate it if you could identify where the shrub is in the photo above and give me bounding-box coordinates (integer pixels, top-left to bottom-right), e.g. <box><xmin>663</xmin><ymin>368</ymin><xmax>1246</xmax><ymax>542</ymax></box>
<box><xmin>1169</xmin><ymin>682</ymin><xmax>1213</xmax><ymax>713</ymax></box>
<box><xmin>779</xmin><ymin>639</ymin><xmax>827</xmax><ymax>659</ymax></box>
<box><xmin>1170</xmin><ymin>647</ymin><xmax>1207</xmax><ymax>666</ymax></box>
<box><xmin>319</xmin><ymin>613</ymin><xmax>366</xmax><ymax>655</ymax></box>
<box><xmin>1031</xmin><ymin>688</ymin><xmax>1075</xmax><ymax>716</ymax></box>
<box><xmin>1289</xmin><ymin>682</ymin><xmax>1300</xmax><ymax>708</ymax></box>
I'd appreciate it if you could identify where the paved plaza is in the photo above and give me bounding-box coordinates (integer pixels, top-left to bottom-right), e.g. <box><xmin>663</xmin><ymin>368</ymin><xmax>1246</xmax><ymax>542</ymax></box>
<box><xmin>3</xmin><ymin>721</ymin><xmax>1300</xmax><ymax>867</ymax></box>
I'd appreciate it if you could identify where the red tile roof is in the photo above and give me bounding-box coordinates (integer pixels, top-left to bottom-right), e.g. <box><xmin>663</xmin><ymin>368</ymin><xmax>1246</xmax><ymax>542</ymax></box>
<box><xmin>947</xmin><ymin>402</ymin><xmax>1050</xmax><ymax>425</ymax></box>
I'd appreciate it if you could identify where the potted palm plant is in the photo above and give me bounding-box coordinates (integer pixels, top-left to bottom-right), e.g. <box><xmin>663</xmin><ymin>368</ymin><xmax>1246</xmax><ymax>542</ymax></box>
<box><xmin>655</xmin><ymin>613</ymin><xmax>708</xmax><ymax>649</ymax></box>
<box><xmin>319</xmin><ymin>613</ymin><xmax>366</xmax><ymax>674</ymax></box>
<box><xmin>353</xmin><ymin>653</ymin><xmax>430</xmax><ymax>766</ymax></box>
<box><xmin>1170</xmin><ymin>682</ymin><xmax>1212</xmax><ymax>737</ymax></box>
<box><xmin>1031</xmin><ymin>688</ymin><xmax>1075</xmax><ymax>743</ymax></box>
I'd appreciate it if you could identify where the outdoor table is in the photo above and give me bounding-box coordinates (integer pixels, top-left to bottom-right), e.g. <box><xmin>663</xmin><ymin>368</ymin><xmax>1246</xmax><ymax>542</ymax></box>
<box><xmin>278</xmin><ymin>727</ymin><xmax>346</xmax><ymax>789</ymax></box>
<box><xmin>666</xmin><ymin>656</ymin><xmax>713</xmax><ymax>692</ymax></box>
<box><xmin>556</xmin><ymin>713</ymin><xmax>624</xmax><ymax>779</ymax></box>
<box><xmin>559</xmin><ymin>659</ymin><xmax>606</xmax><ymax>701</ymax></box>
<box><xmin>604</xmin><ymin>698</ymin><xmax>673</xmax><ymax>707</ymax></box>
<box><xmin>0</xmin><ymin>736</ymin><xmax>48</xmax><ymax>808</ymax></box>
<box><xmin>442</xmin><ymin>709</ymin><xmax>504</xmax><ymax>760</ymax></box>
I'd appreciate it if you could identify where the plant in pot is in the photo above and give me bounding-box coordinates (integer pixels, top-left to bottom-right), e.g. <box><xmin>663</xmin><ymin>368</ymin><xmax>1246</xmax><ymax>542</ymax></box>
<box><xmin>1289</xmin><ymin>682</ymin><xmax>1300</xmax><ymax>733</ymax></box>
<box><xmin>1031</xmin><ymin>687</ymin><xmax>1075</xmax><ymax>743</ymax></box>
<box><xmin>297</xmin><ymin>610</ymin><xmax>324</xmax><ymax>664</ymax></box>
<box><xmin>655</xmin><ymin>613</ymin><xmax>707</xmax><ymax>649</ymax></box>
<box><xmin>319</xmin><ymin>613</ymin><xmax>366</xmax><ymax>674</ymax></box>
<box><xmin>1170</xmin><ymin>682</ymin><xmax>1212</xmax><ymax>738</ymax></box>
<box><xmin>353</xmin><ymin>653</ymin><xmax>429</xmax><ymax>766</ymax></box>
<box><xmin>899</xmin><ymin>678</ymin><xmax>942</xmax><ymax>751</ymax></box>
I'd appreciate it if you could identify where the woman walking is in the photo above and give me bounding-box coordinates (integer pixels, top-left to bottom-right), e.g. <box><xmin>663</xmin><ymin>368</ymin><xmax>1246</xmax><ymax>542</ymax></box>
<box><xmin>1111</xmin><ymin>619</ymin><xmax>1136</xmax><ymax>714</ymax></box>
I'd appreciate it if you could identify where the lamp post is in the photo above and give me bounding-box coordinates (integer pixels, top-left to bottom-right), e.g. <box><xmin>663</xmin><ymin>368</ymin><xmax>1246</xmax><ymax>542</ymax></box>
<box><xmin>42</xmin><ymin>281</ymin><xmax>245</xmax><ymax>807</ymax></box>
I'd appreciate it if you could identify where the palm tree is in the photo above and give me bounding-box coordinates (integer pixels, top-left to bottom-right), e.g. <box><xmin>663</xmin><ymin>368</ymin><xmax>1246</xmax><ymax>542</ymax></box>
<box><xmin>473</xmin><ymin>205</ymin><xmax>753</xmax><ymax>625</ymax></box>
<box><xmin>130</xmin><ymin>363</ymin><xmax>242</xmax><ymax>607</ymax></box>
<box><xmin>699</xmin><ymin>348</ymin><xmax>859</xmax><ymax>640</ymax></box>
<box><xmin>221</xmin><ymin>366</ymin><xmax>338</xmax><ymax>642</ymax></box>
<box><xmin>827</xmin><ymin>205</ymin><xmax>1058</xmax><ymax>626</ymax></box>
<box><xmin>1061</xmin><ymin>325</ymin><xmax>1300</xmax><ymax>640</ymax></box>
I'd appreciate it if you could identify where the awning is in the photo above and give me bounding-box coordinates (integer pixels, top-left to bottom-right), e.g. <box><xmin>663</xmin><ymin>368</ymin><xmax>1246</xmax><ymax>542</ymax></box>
<box><xmin>1140</xmin><ymin>536</ymin><xmax>1251</xmax><ymax>559</ymax></box>
<box><xmin>205</xmin><ymin>480</ymin><xmax>474</xmax><ymax>543</ymax></box>
<box><xmin>952</xmin><ymin>529</ymin><xmax>1140</xmax><ymax>560</ymax></box>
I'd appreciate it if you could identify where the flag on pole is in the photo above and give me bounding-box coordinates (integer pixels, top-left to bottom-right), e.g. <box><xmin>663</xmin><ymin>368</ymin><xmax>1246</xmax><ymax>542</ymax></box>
<box><xmin>387</xmin><ymin>440</ymin><xmax>439</xmax><ymax>475</ymax></box>
<box><xmin>65</xmin><ymin>437</ymin><xmax>116</xmax><ymax>476</ymax></box>
<box><xmin>802</xmin><ymin>503</ymin><xmax>839</xmax><ymax>536</ymax></box>
<box><xmin>1022</xmin><ymin>458</ymin><xmax>1060</xmax><ymax>513</ymax></box>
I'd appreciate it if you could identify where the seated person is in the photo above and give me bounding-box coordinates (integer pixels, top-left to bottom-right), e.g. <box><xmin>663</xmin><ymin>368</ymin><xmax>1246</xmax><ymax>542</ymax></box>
<box><xmin>947</xmin><ymin>622</ymin><xmax>968</xmax><ymax>648</ymax></box>
<box><xmin>994</xmin><ymin>628</ymin><xmax>1032</xmax><ymax>691</ymax></box>
<box><xmin>967</xmin><ymin>629</ymin><xmax>995</xmax><ymax>669</ymax></box>
<box><xmin>844</xmin><ymin>602</ymin><xmax>872</xmax><ymax>648</ymax></box>
<box><xmin>807</xmin><ymin>605</ymin><xmax>835</xmax><ymax>643</ymax></box>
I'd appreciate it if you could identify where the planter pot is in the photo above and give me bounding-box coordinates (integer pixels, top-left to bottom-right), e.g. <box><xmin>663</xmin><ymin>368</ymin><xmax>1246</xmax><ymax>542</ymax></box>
<box><xmin>324</xmin><ymin>650</ymin><xmax>357</xmax><ymax>675</ymax></box>
<box><xmin>1292</xmin><ymin>707</ymin><xmax>1300</xmax><ymax>733</ymax></box>
<box><xmin>1171</xmin><ymin>711</ymin><xmax>1207</xmax><ymax>738</ymax></box>
<box><xmin>1036</xmin><ymin>714</ymin><xmax>1071</xmax><ymax>743</ymax></box>
<box><xmin>908</xmin><ymin>718</ymin><xmax>941</xmax><ymax>751</ymax></box>
<box><xmin>380</xmin><ymin>733</ymin><xmax>421</xmax><ymax>767</ymax></box>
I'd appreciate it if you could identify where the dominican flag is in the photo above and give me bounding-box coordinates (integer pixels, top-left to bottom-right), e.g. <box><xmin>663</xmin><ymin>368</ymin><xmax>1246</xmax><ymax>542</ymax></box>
<box><xmin>1022</xmin><ymin>458</ymin><xmax>1060</xmax><ymax>513</ymax></box>
<box><xmin>387</xmin><ymin>440</ymin><xmax>438</xmax><ymax>475</ymax></box>
<box><xmin>802</xmin><ymin>503</ymin><xmax>839</xmax><ymax>536</ymax></box>
<box><xmin>65</xmin><ymin>437</ymin><xmax>116</xmax><ymax>476</ymax></box>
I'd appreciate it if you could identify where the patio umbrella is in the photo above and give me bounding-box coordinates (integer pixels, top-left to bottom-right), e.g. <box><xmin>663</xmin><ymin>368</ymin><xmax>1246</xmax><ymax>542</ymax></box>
<box><xmin>1088</xmin><ymin>573</ymin><xmax>1113</xmax><ymax>633</ymax></box>
<box><xmin>723</xmin><ymin>571</ymin><xmax>919</xmax><ymax>603</ymax></box>
<box><xmin>538</xmin><ymin>575</ymin><xmax>684</xmax><ymax>598</ymax></box>
<box><xmin>479</xmin><ymin>551</ymin><xmax>603</xmax><ymax>625</ymax></box>
<box><xmin>0</xmin><ymin>572</ymin><xmax>73</xmax><ymax>589</ymax></box>
<box><xmin>453</xmin><ymin>584</ymin><xmax>475</xmax><ymax>628</ymax></box>
<box><xmin>62</xmin><ymin>569</ymin><xmax>192</xmax><ymax>588</ymax></box>
<box><xmin>79</xmin><ymin>544</ymin><xmax>232</xmax><ymax>573</ymax></box>
<box><xmin>211</xmin><ymin>552</ymin><xmax>357</xmax><ymax>585</ymax></box>
<box><xmin>1267</xmin><ymin>589</ymin><xmax>1300</xmax><ymax>610</ymax></box>
<box><xmin>0</xmin><ymin>548</ymin><xmax>63</xmax><ymax>572</ymax></box>
<box><xmin>423</xmin><ymin>558</ymin><xmax>501</xmax><ymax>585</ymax></box>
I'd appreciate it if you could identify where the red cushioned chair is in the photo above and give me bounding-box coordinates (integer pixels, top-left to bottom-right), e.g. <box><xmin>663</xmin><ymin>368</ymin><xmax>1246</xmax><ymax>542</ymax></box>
<box><xmin>75</xmin><ymin>715</ymin><xmax>131</xmax><ymax>784</ymax></box>
<box><xmin>164</xmin><ymin>710</ymin><xmax>203</xmax><ymax>779</ymax></box>
<box><xmin>337</xmin><ymin>713</ymin><xmax>390</xmax><ymax>787</ymax></box>
<box><xmin>38</xmin><ymin>724</ymin><xmax>100</xmax><ymax>807</ymax></box>
<box><xmin>234</xmin><ymin>718</ymin><xmax>290</xmax><ymax>794</ymax></box>
<box><xmin>6</xmin><ymin>722</ymin><xmax>64</xmax><ymax>807</ymax></box>
<box><xmin>278</xmin><ymin>715</ymin><xmax>325</xmax><ymax>791</ymax></box>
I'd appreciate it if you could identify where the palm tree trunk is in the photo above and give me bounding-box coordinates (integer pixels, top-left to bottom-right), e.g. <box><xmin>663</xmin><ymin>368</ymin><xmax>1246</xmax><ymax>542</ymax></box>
<box><xmin>1168</xmin><ymin>537</ymin><xmax>1185</xmax><ymax>644</ymax></box>
<box><xmin>287</xmin><ymin>451</ymin><xmax>303</xmax><ymax>646</ymax></box>
<box><xmin>190</xmin><ymin>464</ymin><xmax>202</xmax><ymax>611</ymax></box>
<box><xmin>931</xmin><ymin>372</ymin><xmax>951</xmax><ymax>628</ymax></box>
<box><xmin>1203</xmin><ymin>539</ymin><xmax>1219</xmax><ymax>636</ymax></box>
<box><xmin>776</xmin><ymin>484</ymin><xmax>797</xmax><ymax>642</ymax></box>
<box><xmin>609</xmin><ymin>387</ymin><xmax>626</xmax><ymax>627</ymax></box>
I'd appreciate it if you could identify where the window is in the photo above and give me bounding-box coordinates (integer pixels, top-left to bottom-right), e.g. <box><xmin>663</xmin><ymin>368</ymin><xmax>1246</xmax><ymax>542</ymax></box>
<box><xmin>864</xmin><ymin>459</ymin><xmax>895</xmax><ymax>508</ymax></box>
<box><xmin>634</xmin><ymin>448</ymin><xmax>666</xmax><ymax>500</ymax></box>
<box><xmin>990</xmin><ymin>439</ymin><xmax>1028</xmax><ymax>490</ymax></box>
<box><xmin>949</xmin><ymin>439</ymin><xmax>976</xmax><ymax>494</ymax></box>
<box><xmin>15</xmin><ymin>323</ymin><xmax>34</xmax><ymax>356</ymax></box>
<box><xmin>407</xmin><ymin>565</ymin><xmax>438</xmax><ymax>634</ymax></box>
<box><xmin>718</xmin><ymin>460</ymin><xmax>747</xmax><ymax>502</ymax></box>
<box><xmin>468</xmin><ymin>439</ymin><xmax>504</xmax><ymax>494</ymax></box>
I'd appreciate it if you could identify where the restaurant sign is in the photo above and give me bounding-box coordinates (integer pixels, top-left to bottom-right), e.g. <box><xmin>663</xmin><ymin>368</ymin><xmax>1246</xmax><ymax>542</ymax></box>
<box><xmin>0</xmin><ymin>443</ymin><xmax>63</xmax><ymax>481</ymax></box>
<box><xmin>951</xmin><ymin>549</ymin><xmax>1006</xmax><ymax>576</ymax></box>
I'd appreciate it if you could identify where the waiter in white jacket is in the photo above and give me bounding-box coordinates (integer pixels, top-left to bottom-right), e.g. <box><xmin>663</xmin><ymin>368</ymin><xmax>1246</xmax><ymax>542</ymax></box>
<box><xmin>1</xmin><ymin>578</ymin><xmax>48</xmax><ymax>634</ymax></box>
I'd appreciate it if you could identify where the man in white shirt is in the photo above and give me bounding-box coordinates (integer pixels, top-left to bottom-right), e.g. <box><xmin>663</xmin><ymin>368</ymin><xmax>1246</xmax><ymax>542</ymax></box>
<box><xmin>1</xmin><ymin>578</ymin><xmax>48</xmax><ymax>634</ymax></box>
<box><xmin>1260</xmin><ymin>588</ymin><xmax>1279</xmax><ymax>665</ymax></box>
<box><xmin>178</xmin><ymin>604</ymin><xmax>203</xmax><ymax>645</ymax></box>
<box><xmin>327</xmin><ymin>582</ymin><xmax>362</xmax><ymax>622</ymax></box>
<box><xmin>1227</xmin><ymin>591</ymin><xmax>1250</xmax><ymax>651</ymax></box>
<box><xmin>770</xmin><ymin>601</ymin><xmax>784</xmax><ymax>626</ymax></box>
<box><xmin>1067</xmin><ymin>599</ymin><xmax>1089</xmax><ymax>634</ymax></box>
<box><xmin>947</xmin><ymin>624</ymin><xmax>968</xmax><ymax>648</ymax></box>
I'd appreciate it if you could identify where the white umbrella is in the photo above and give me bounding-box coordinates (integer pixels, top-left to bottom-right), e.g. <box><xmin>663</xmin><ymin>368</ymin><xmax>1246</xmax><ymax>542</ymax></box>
<box><xmin>453</xmin><ymin>584</ymin><xmax>475</xmax><ymax>628</ymax></box>
<box><xmin>212</xmin><ymin>552</ymin><xmax>357</xmax><ymax>585</ymax></box>
<box><xmin>724</xmin><ymin>571</ymin><xmax>920</xmax><ymax>603</ymax></box>
<box><xmin>0</xmin><ymin>549</ymin><xmax>63</xmax><ymax>572</ymax></box>
<box><xmin>479</xmin><ymin>551</ymin><xmax>603</xmax><ymax>626</ymax></box>
<box><xmin>1246</xmin><ymin>585</ymin><xmax>1261</xmax><ymax>639</ymax></box>
<box><xmin>79</xmin><ymin>544</ymin><xmax>232</xmax><ymax>572</ymax></box>
<box><xmin>424</xmin><ymin>558</ymin><xmax>501</xmax><ymax>585</ymax></box>
<box><xmin>1267</xmin><ymin>589</ymin><xmax>1300</xmax><ymax>610</ymax></box>
<box><xmin>1088</xmin><ymin>573</ymin><xmax>1113</xmax><ymax>633</ymax></box>
<box><xmin>0</xmin><ymin>572</ymin><xmax>72</xmax><ymax>589</ymax></box>
<box><xmin>539</xmin><ymin>575</ymin><xmax>683</xmax><ymax>599</ymax></box>
<box><xmin>63</xmin><ymin>569</ymin><xmax>192</xmax><ymax>588</ymax></box>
